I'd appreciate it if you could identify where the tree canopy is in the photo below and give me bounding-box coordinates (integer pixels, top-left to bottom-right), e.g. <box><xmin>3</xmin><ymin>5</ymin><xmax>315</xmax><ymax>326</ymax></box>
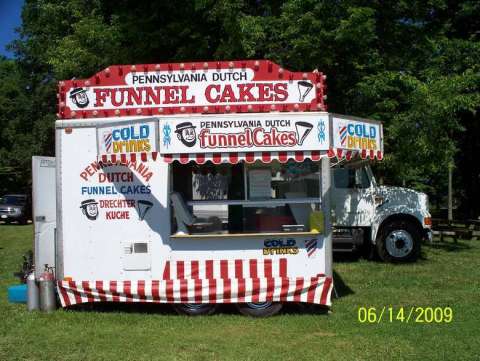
<box><xmin>1</xmin><ymin>0</ymin><xmax>479</xmax><ymax>217</ymax></box>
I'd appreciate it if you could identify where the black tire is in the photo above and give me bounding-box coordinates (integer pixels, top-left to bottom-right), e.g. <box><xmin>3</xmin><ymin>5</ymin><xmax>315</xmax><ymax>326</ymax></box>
<box><xmin>236</xmin><ymin>302</ymin><xmax>283</xmax><ymax>317</ymax></box>
<box><xmin>359</xmin><ymin>239</ymin><xmax>375</xmax><ymax>260</ymax></box>
<box><xmin>296</xmin><ymin>303</ymin><xmax>330</xmax><ymax>314</ymax></box>
<box><xmin>19</xmin><ymin>217</ymin><xmax>28</xmax><ymax>225</ymax></box>
<box><xmin>376</xmin><ymin>219</ymin><xmax>421</xmax><ymax>263</ymax></box>
<box><xmin>173</xmin><ymin>303</ymin><xmax>218</xmax><ymax>316</ymax></box>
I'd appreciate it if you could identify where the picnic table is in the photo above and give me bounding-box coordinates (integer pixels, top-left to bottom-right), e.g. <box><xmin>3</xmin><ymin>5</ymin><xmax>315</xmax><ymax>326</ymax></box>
<box><xmin>431</xmin><ymin>218</ymin><xmax>480</xmax><ymax>242</ymax></box>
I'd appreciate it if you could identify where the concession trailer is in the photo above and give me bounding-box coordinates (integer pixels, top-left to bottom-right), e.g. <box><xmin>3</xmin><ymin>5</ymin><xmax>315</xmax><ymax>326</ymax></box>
<box><xmin>33</xmin><ymin>60</ymin><xmax>383</xmax><ymax>316</ymax></box>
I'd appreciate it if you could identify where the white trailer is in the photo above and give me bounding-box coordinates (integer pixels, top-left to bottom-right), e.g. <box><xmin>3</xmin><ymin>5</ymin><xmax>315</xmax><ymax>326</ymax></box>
<box><xmin>35</xmin><ymin>61</ymin><xmax>384</xmax><ymax>316</ymax></box>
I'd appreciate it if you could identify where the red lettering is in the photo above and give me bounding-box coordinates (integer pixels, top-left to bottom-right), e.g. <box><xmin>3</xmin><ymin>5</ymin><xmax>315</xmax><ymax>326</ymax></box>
<box><xmin>252</xmin><ymin>128</ymin><xmax>264</xmax><ymax>145</ymax></box>
<box><xmin>288</xmin><ymin>133</ymin><xmax>297</xmax><ymax>145</ymax></box>
<box><xmin>144</xmin><ymin>87</ymin><xmax>161</xmax><ymax>105</ymax></box>
<box><xmin>80</xmin><ymin>162</ymin><xmax>104</xmax><ymax>181</ymax></box>
<box><xmin>126</xmin><ymin>87</ymin><xmax>143</xmax><ymax>106</ymax></box>
<box><xmin>205</xmin><ymin>84</ymin><xmax>221</xmax><ymax>103</ymax></box>
<box><xmin>238</xmin><ymin>83</ymin><xmax>255</xmax><ymax>102</ymax></box>
<box><xmin>179</xmin><ymin>86</ymin><xmax>195</xmax><ymax>103</ymax></box>
<box><xmin>98</xmin><ymin>199</ymin><xmax>136</xmax><ymax>208</ymax></box>
<box><xmin>105</xmin><ymin>211</ymin><xmax>130</xmax><ymax>220</ymax></box>
<box><xmin>219</xmin><ymin>85</ymin><xmax>236</xmax><ymax>102</ymax></box>
<box><xmin>274</xmin><ymin>83</ymin><xmax>288</xmax><ymax>101</ymax></box>
<box><xmin>237</xmin><ymin>134</ymin><xmax>247</xmax><ymax>146</ymax></box>
<box><xmin>199</xmin><ymin>129</ymin><xmax>209</xmax><ymax>147</ymax></box>
<box><xmin>257</xmin><ymin>83</ymin><xmax>274</xmax><ymax>101</ymax></box>
<box><xmin>196</xmin><ymin>128</ymin><xmax>298</xmax><ymax>149</ymax></box>
<box><xmin>164</xmin><ymin>86</ymin><xmax>181</xmax><ymax>104</ymax></box>
<box><xmin>111</xmin><ymin>88</ymin><xmax>127</xmax><ymax>107</ymax></box>
<box><xmin>94</xmin><ymin>89</ymin><xmax>108</xmax><ymax>107</ymax></box>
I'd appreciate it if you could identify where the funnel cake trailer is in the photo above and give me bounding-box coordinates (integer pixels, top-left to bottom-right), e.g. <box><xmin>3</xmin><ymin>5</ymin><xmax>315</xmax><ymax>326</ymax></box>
<box><xmin>51</xmin><ymin>60</ymin><xmax>383</xmax><ymax>316</ymax></box>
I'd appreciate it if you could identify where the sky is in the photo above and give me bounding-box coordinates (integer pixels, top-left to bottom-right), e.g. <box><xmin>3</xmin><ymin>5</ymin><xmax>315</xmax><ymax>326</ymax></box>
<box><xmin>0</xmin><ymin>0</ymin><xmax>24</xmax><ymax>58</ymax></box>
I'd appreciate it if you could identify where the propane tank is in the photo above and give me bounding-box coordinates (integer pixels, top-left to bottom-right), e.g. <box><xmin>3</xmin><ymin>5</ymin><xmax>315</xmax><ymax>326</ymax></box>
<box><xmin>39</xmin><ymin>267</ymin><xmax>56</xmax><ymax>312</ymax></box>
<box><xmin>27</xmin><ymin>272</ymin><xmax>39</xmax><ymax>311</ymax></box>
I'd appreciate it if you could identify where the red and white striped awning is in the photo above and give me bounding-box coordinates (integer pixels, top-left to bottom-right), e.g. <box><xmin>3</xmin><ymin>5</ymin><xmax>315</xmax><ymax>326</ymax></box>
<box><xmin>98</xmin><ymin>148</ymin><xmax>383</xmax><ymax>164</ymax></box>
<box><xmin>163</xmin><ymin>151</ymin><xmax>325</xmax><ymax>164</ymax></box>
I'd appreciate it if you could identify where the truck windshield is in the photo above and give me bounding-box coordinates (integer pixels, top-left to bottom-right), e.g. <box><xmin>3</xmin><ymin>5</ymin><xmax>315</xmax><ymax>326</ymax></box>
<box><xmin>0</xmin><ymin>195</ymin><xmax>26</xmax><ymax>205</ymax></box>
<box><xmin>333</xmin><ymin>167</ymin><xmax>370</xmax><ymax>188</ymax></box>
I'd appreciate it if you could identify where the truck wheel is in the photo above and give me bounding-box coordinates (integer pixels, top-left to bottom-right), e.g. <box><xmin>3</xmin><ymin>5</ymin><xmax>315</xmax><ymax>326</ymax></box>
<box><xmin>236</xmin><ymin>301</ymin><xmax>282</xmax><ymax>317</ymax></box>
<box><xmin>173</xmin><ymin>303</ymin><xmax>218</xmax><ymax>316</ymax></box>
<box><xmin>376</xmin><ymin>220</ymin><xmax>421</xmax><ymax>263</ymax></box>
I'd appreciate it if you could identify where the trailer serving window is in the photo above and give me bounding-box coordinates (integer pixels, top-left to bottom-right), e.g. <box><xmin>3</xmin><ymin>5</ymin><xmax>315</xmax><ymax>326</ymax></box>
<box><xmin>170</xmin><ymin>159</ymin><xmax>321</xmax><ymax>236</ymax></box>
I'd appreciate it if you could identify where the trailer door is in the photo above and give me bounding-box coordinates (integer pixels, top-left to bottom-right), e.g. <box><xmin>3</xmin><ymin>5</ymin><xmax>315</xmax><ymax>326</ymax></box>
<box><xmin>32</xmin><ymin>156</ymin><xmax>56</xmax><ymax>278</ymax></box>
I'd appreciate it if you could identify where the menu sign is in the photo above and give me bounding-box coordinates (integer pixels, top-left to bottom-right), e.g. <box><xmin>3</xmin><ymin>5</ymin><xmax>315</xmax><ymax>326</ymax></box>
<box><xmin>249</xmin><ymin>169</ymin><xmax>272</xmax><ymax>199</ymax></box>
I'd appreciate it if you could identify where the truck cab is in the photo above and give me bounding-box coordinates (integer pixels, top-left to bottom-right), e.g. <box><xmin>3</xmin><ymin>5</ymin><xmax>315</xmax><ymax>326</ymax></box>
<box><xmin>331</xmin><ymin>162</ymin><xmax>432</xmax><ymax>262</ymax></box>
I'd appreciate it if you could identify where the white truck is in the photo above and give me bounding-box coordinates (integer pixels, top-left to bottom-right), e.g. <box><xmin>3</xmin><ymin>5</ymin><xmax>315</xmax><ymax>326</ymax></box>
<box><xmin>331</xmin><ymin>162</ymin><xmax>432</xmax><ymax>262</ymax></box>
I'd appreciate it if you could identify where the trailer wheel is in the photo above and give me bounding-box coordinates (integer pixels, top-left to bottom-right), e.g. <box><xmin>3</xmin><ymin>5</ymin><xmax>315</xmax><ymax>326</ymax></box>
<box><xmin>376</xmin><ymin>219</ymin><xmax>421</xmax><ymax>263</ymax></box>
<box><xmin>173</xmin><ymin>303</ymin><xmax>218</xmax><ymax>316</ymax></box>
<box><xmin>236</xmin><ymin>301</ymin><xmax>282</xmax><ymax>317</ymax></box>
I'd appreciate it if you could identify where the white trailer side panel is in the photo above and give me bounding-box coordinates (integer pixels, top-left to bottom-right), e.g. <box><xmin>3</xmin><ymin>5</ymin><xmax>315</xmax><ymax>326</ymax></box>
<box><xmin>57</xmin><ymin>125</ymin><xmax>170</xmax><ymax>281</ymax></box>
<box><xmin>55</xmin><ymin>116</ymin><xmax>332</xmax><ymax>307</ymax></box>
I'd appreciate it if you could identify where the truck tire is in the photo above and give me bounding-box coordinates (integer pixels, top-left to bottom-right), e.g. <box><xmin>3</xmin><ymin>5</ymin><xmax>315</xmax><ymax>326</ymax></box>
<box><xmin>173</xmin><ymin>303</ymin><xmax>218</xmax><ymax>316</ymax></box>
<box><xmin>236</xmin><ymin>302</ymin><xmax>282</xmax><ymax>317</ymax></box>
<box><xmin>376</xmin><ymin>220</ymin><xmax>421</xmax><ymax>263</ymax></box>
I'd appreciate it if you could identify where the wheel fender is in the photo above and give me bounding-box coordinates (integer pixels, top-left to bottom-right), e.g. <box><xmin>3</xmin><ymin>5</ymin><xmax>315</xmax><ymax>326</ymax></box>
<box><xmin>371</xmin><ymin>209</ymin><xmax>425</xmax><ymax>244</ymax></box>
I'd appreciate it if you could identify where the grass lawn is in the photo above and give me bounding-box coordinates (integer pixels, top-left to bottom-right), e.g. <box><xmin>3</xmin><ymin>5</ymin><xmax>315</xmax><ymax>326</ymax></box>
<box><xmin>1</xmin><ymin>225</ymin><xmax>479</xmax><ymax>361</ymax></box>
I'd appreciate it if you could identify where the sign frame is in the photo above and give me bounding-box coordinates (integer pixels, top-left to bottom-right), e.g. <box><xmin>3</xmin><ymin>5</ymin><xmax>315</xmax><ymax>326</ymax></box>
<box><xmin>158</xmin><ymin>112</ymin><xmax>330</xmax><ymax>154</ymax></box>
<box><xmin>58</xmin><ymin>60</ymin><xmax>327</xmax><ymax>120</ymax></box>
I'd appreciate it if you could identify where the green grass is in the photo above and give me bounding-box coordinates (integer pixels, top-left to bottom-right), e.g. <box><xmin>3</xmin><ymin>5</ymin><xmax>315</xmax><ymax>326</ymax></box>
<box><xmin>1</xmin><ymin>225</ymin><xmax>479</xmax><ymax>361</ymax></box>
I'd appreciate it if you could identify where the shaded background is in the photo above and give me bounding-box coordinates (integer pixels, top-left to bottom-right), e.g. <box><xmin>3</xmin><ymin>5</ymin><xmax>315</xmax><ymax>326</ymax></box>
<box><xmin>0</xmin><ymin>0</ymin><xmax>478</xmax><ymax>219</ymax></box>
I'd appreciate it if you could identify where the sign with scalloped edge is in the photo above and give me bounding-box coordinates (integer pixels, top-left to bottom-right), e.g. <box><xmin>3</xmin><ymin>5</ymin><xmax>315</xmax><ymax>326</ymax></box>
<box><xmin>57</xmin><ymin>60</ymin><xmax>326</xmax><ymax>119</ymax></box>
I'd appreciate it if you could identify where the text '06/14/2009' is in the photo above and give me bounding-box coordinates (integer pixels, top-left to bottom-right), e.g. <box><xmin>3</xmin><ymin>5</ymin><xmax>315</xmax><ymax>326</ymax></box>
<box><xmin>357</xmin><ymin>306</ymin><xmax>453</xmax><ymax>323</ymax></box>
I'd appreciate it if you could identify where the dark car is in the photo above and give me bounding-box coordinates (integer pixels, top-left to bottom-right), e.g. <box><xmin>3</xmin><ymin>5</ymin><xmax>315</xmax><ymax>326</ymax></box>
<box><xmin>0</xmin><ymin>194</ymin><xmax>31</xmax><ymax>224</ymax></box>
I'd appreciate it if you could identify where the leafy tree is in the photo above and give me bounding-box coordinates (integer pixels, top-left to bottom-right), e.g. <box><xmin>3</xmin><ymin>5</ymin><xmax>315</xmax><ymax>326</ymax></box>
<box><xmin>1</xmin><ymin>0</ymin><xmax>478</xmax><ymax>217</ymax></box>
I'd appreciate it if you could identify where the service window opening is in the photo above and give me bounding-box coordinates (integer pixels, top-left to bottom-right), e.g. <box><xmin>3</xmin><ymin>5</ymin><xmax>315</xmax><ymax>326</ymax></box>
<box><xmin>170</xmin><ymin>159</ymin><xmax>322</xmax><ymax>236</ymax></box>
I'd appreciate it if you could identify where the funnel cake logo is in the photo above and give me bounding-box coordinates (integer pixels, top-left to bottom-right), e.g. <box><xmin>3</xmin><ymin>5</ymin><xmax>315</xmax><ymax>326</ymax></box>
<box><xmin>294</xmin><ymin>122</ymin><xmax>313</xmax><ymax>145</ymax></box>
<box><xmin>80</xmin><ymin>199</ymin><xmax>99</xmax><ymax>221</ymax></box>
<box><xmin>297</xmin><ymin>81</ymin><xmax>313</xmax><ymax>102</ymax></box>
<box><xmin>175</xmin><ymin>122</ymin><xmax>197</xmax><ymax>147</ymax></box>
<box><xmin>198</xmin><ymin>121</ymin><xmax>313</xmax><ymax>149</ymax></box>
<box><xmin>69</xmin><ymin>87</ymin><xmax>90</xmax><ymax>108</ymax></box>
<box><xmin>137</xmin><ymin>200</ymin><xmax>153</xmax><ymax>221</ymax></box>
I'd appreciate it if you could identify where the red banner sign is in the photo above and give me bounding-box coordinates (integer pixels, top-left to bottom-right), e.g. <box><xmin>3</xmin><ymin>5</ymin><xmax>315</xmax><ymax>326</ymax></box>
<box><xmin>57</xmin><ymin>60</ymin><xmax>327</xmax><ymax>119</ymax></box>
